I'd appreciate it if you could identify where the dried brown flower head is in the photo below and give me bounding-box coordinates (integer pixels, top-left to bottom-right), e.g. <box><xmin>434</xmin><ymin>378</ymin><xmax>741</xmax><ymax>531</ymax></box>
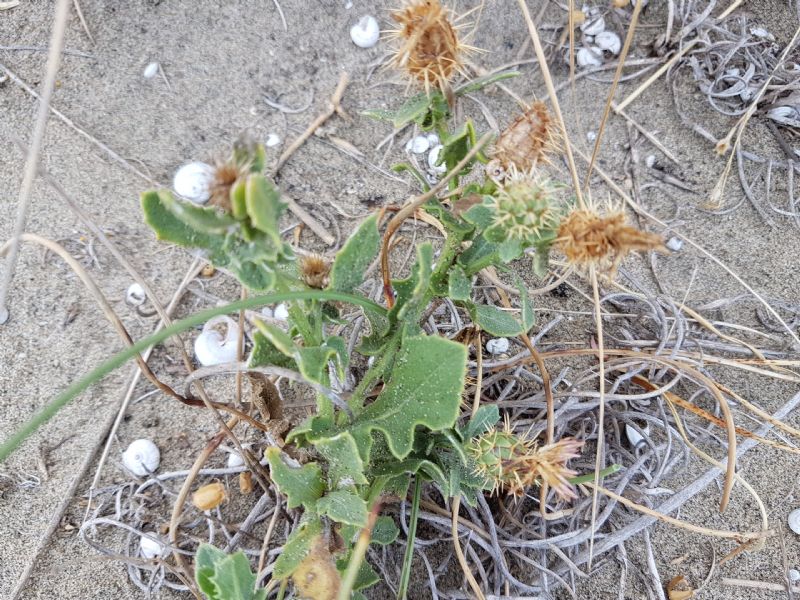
<box><xmin>209</xmin><ymin>159</ymin><xmax>247</xmax><ymax>211</ymax></box>
<box><xmin>490</xmin><ymin>101</ymin><xmax>560</xmax><ymax>175</ymax></box>
<box><xmin>389</xmin><ymin>0</ymin><xmax>473</xmax><ymax>97</ymax></box>
<box><xmin>557</xmin><ymin>205</ymin><xmax>665</xmax><ymax>275</ymax></box>
<box><xmin>299</xmin><ymin>253</ymin><xmax>331</xmax><ymax>289</ymax></box>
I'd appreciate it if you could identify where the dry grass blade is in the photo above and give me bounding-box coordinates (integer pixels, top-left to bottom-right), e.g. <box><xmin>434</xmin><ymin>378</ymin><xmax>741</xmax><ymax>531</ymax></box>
<box><xmin>0</xmin><ymin>0</ymin><xmax>71</xmax><ymax>324</ymax></box>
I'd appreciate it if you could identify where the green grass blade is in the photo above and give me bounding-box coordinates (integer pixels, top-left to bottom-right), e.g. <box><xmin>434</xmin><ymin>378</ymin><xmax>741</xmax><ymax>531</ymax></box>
<box><xmin>0</xmin><ymin>290</ymin><xmax>385</xmax><ymax>462</ymax></box>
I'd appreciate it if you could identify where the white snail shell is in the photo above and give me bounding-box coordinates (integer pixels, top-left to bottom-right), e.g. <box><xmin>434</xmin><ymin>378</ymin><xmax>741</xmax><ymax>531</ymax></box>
<box><xmin>139</xmin><ymin>534</ymin><xmax>165</xmax><ymax>558</ymax></box>
<box><xmin>595</xmin><ymin>31</ymin><xmax>622</xmax><ymax>55</ymax></box>
<box><xmin>577</xmin><ymin>47</ymin><xmax>603</xmax><ymax>68</ymax></box>
<box><xmin>428</xmin><ymin>145</ymin><xmax>446</xmax><ymax>174</ymax></box>
<box><xmin>143</xmin><ymin>62</ymin><xmax>159</xmax><ymax>79</ymax></box>
<box><xmin>226</xmin><ymin>451</ymin><xmax>245</xmax><ymax>469</ymax></box>
<box><xmin>122</xmin><ymin>439</ymin><xmax>160</xmax><ymax>477</ymax></box>
<box><xmin>173</xmin><ymin>161</ymin><xmax>214</xmax><ymax>204</ymax></box>
<box><xmin>790</xmin><ymin>569</ymin><xmax>800</xmax><ymax>582</ymax></box>
<box><xmin>426</xmin><ymin>133</ymin><xmax>440</xmax><ymax>147</ymax></box>
<box><xmin>486</xmin><ymin>338</ymin><xmax>510</xmax><ymax>355</ymax></box>
<box><xmin>350</xmin><ymin>15</ymin><xmax>380</xmax><ymax>49</ymax></box>
<box><xmin>273</xmin><ymin>303</ymin><xmax>289</xmax><ymax>321</ymax></box>
<box><xmin>767</xmin><ymin>105</ymin><xmax>800</xmax><ymax>128</ymax></box>
<box><xmin>266</xmin><ymin>133</ymin><xmax>281</xmax><ymax>147</ymax></box>
<box><xmin>126</xmin><ymin>283</ymin><xmax>146</xmax><ymax>306</ymax></box>
<box><xmin>194</xmin><ymin>316</ymin><xmax>240</xmax><ymax>367</ymax></box>
<box><xmin>666</xmin><ymin>237</ymin><xmax>683</xmax><ymax>252</ymax></box>
<box><xmin>625</xmin><ymin>422</ymin><xmax>651</xmax><ymax>448</ymax></box>
<box><xmin>407</xmin><ymin>135</ymin><xmax>430</xmax><ymax>154</ymax></box>
<box><xmin>789</xmin><ymin>509</ymin><xmax>800</xmax><ymax>535</ymax></box>
<box><xmin>581</xmin><ymin>15</ymin><xmax>605</xmax><ymax>36</ymax></box>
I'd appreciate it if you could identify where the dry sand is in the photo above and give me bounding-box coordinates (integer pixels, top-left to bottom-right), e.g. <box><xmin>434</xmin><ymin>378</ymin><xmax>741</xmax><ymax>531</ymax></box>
<box><xmin>1</xmin><ymin>1</ymin><xmax>799</xmax><ymax>598</ymax></box>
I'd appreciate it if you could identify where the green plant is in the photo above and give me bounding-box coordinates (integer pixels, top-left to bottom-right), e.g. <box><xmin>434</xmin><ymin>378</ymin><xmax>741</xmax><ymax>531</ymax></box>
<box><xmin>131</xmin><ymin>119</ymin><xmax>595</xmax><ymax>599</ymax></box>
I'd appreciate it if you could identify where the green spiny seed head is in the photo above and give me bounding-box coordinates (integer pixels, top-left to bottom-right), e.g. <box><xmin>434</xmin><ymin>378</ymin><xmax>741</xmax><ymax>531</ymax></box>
<box><xmin>467</xmin><ymin>426</ymin><xmax>530</xmax><ymax>491</ymax></box>
<box><xmin>486</xmin><ymin>169</ymin><xmax>560</xmax><ymax>245</ymax></box>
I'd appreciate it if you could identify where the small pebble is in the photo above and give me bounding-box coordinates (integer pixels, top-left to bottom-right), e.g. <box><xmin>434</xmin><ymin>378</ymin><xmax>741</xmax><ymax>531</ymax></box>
<box><xmin>645</xmin><ymin>154</ymin><xmax>656</xmax><ymax>168</ymax></box>
<box><xmin>273</xmin><ymin>303</ymin><xmax>289</xmax><ymax>321</ymax></box>
<box><xmin>409</xmin><ymin>135</ymin><xmax>430</xmax><ymax>154</ymax></box>
<box><xmin>428</xmin><ymin>145</ymin><xmax>446</xmax><ymax>173</ymax></box>
<box><xmin>486</xmin><ymin>338</ymin><xmax>510</xmax><ymax>355</ymax></box>
<box><xmin>344</xmin><ymin>0</ymin><xmax>353</xmax><ymax>8</ymax></box>
<box><xmin>350</xmin><ymin>15</ymin><xmax>380</xmax><ymax>48</ymax></box>
<box><xmin>126</xmin><ymin>283</ymin><xmax>146</xmax><ymax>306</ymax></box>
<box><xmin>666</xmin><ymin>237</ymin><xmax>683</xmax><ymax>252</ymax></box>
<box><xmin>586</xmin><ymin>131</ymin><xmax>597</xmax><ymax>142</ymax></box>
<box><xmin>143</xmin><ymin>62</ymin><xmax>159</xmax><ymax>79</ymax></box>
<box><xmin>266</xmin><ymin>133</ymin><xmax>281</xmax><ymax>147</ymax></box>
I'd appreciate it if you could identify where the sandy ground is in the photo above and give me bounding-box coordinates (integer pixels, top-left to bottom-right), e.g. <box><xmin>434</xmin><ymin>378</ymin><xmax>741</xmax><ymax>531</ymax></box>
<box><xmin>1</xmin><ymin>1</ymin><xmax>799</xmax><ymax>599</ymax></box>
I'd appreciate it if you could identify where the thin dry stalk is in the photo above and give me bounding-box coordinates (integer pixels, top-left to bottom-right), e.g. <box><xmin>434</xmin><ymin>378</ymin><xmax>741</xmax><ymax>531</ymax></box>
<box><xmin>0</xmin><ymin>0</ymin><xmax>71</xmax><ymax>324</ymax></box>
<box><xmin>515</xmin><ymin>0</ymin><xmax>585</xmax><ymax>209</ymax></box>
<box><xmin>452</xmin><ymin>496</ymin><xmax>485</xmax><ymax>600</ymax></box>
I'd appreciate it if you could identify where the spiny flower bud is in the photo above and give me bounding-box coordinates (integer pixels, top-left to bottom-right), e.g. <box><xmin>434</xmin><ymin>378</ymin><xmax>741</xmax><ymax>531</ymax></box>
<box><xmin>486</xmin><ymin>169</ymin><xmax>560</xmax><ymax>246</ymax></box>
<box><xmin>299</xmin><ymin>253</ymin><xmax>331</xmax><ymax>289</ymax></box>
<box><xmin>467</xmin><ymin>422</ymin><xmax>583</xmax><ymax>501</ymax></box>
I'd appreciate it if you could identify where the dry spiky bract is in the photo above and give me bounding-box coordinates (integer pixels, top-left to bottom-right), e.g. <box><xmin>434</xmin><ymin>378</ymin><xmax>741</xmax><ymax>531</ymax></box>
<box><xmin>389</xmin><ymin>0</ymin><xmax>468</xmax><ymax>95</ymax></box>
<box><xmin>300</xmin><ymin>253</ymin><xmax>331</xmax><ymax>289</ymax></box>
<box><xmin>557</xmin><ymin>206</ymin><xmax>665</xmax><ymax>275</ymax></box>
<box><xmin>209</xmin><ymin>159</ymin><xmax>246</xmax><ymax>211</ymax></box>
<box><xmin>491</xmin><ymin>101</ymin><xmax>560</xmax><ymax>173</ymax></box>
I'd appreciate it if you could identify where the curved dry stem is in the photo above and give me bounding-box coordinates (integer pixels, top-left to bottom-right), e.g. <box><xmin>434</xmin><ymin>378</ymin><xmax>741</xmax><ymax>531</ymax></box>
<box><xmin>381</xmin><ymin>132</ymin><xmax>493</xmax><ymax>306</ymax></box>
<box><xmin>582</xmin><ymin>483</ymin><xmax>767</xmax><ymax>541</ymax></box>
<box><xmin>451</xmin><ymin>496</ymin><xmax>485</xmax><ymax>600</ymax></box>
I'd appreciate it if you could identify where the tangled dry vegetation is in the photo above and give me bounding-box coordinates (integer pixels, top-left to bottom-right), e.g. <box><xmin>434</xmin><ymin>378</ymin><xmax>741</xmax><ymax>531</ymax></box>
<box><xmin>3</xmin><ymin>1</ymin><xmax>800</xmax><ymax>599</ymax></box>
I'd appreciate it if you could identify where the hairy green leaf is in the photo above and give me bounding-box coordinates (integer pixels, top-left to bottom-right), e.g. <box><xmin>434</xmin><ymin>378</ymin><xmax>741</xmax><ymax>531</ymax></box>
<box><xmin>462</xmin><ymin>404</ymin><xmax>500</xmax><ymax>440</ymax></box>
<box><xmin>314</xmin><ymin>432</ymin><xmax>368</xmax><ymax>487</ymax></box>
<box><xmin>468</xmin><ymin>303</ymin><xmax>523</xmax><ymax>337</ymax></box>
<box><xmin>244</xmin><ymin>174</ymin><xmax>284</xmax><ymax>243</ymax></box>
<box><xmin>317</xmin><ymin>490</ymin><xmax>368</xmax><ymax>527</ymax></box>
<box><xmin>447</xmin><ymin>265</ymin><xmax>471</xmax><ymax>301</ymax></box>
<box><xmin>330</xmin><ymin>213</ymin><xmax>380</xmax><ymax>293</ymax></box>
<box><xmin>265</xmin><ymin>447</ymin><xmax>324</xmax><ymax>509</ymax></box>
<box><xmin>354</xmin><ymin>335</ymin><xmax>466</xmax><ymax>459</ymax></box>
<box><xmin>272</xmin><ymin>517</ymin><xmax>322</xmax><ymax>580</ymax></box>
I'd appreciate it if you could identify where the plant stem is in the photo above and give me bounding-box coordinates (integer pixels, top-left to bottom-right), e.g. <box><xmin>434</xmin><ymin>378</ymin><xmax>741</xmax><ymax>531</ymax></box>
<box><xmin>0</xmin><ymin>290</ymin><xmax>385</xmax><ymax>462</ymax></box>
<box><xmin>338</xmin><ymin>501</ymin><xmax>381</xmax><ymax>600</ymax></box>
<box><xmin>397</xmin><ymin>476</ymin><xmax>422</xmax><ymax>600</ymax></box>
<box><xmin>568</xmin><ymin>464</ymin><xmax>621</xmax><ymax>485</ymax></box>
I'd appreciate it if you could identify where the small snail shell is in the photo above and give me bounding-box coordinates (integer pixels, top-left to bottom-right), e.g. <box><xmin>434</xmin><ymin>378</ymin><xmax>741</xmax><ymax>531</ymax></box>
<box><xmin>273</xmin><ymin>303</ymin><xmax>289</xmax><ymax>321</ymax></box>
<box><xmin>266</xmin><ymin>133</ymin><xmax>281</xmax><ymax>147</ymax></box>
<box><xmin>789</xmin><ymin>509</ymin><xmax>800</xmax><ymax>535</ymax></box>
<box><xmin>426</xmin><ymin>133</ymin><xmax>439</xmax><ymax>147</ymax></box>
<box><xmin>143</xmin><ymin>62</ymin><xmax>159</xmax><ymax>79</ymax></box>
<box><xmin>595</xmin><ymin>31</ymin><xmax>622</xmax><ymax>55</ymax></box>
<box><xmin>625</xmin><ymin>421</ymin><xmax>651</xmax><ymax>448</ymax></box>
<box><xmin>581</xmin><ymin>15</ymin><xmax>605</xmax><ymax>36</ymax></box>
<box><xmin>486</xmin><ymin>338</ymin><xmax>510</xmax><ymax>355</ymax></box>
<box><xmin>790</xmin><ymin>569</ymin><xmax>800</xmax><ymax>582</ymax></box>
<box><xmin>577</xmin><ymin>47</ymin><xmax>603</xmax><ymax>68</ymax></box>
<box><xmin>122</xmin><ymin>439</ymin><xmax>160</xmax><ymax>477</ymax></box>
<box><xmin>139</xmin><ymin>534</ymin><xmax>165</xmax><ymax>559</ymax></box>
<box><xmin>192</xmin><ymin>482</ymin><xmax>227</xmax><ymax>511</ymax></box>
<box><xmin>194</xmin><ymin>316</ymin><xmax>240</xmax><ymax>367</ymax></box>
<box><xmin>350</xmin><ymin>15</ymin><xmax>380</xmax><ymax>49</ymax></box>
<box><xmin>666</xmin><ymin>237</ymin><xmax>683</xmax><ymax>252</ymax></box>
<box><xmin>428</xmin><ymin>145</ymin><xmax>446</xmax><ymax>174</ymax></box>
<box><xmin>226</xmin><ymin>451</ymin><xmax>245</xmax><ymax>469</ymax></box>
<box><xmin>173</xmin><ymin>161</ymin><xmax>214</xmax><ymax>204</ymax></box>
<box><xmin>126</xmin><ymin>283</ymin><xmax>146</xmax><ymax>306</ymax></box>
<box><xmin>407</xmin><ymin>135</ymin><xmax>430</xmax><ymax>154</ymax></box>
